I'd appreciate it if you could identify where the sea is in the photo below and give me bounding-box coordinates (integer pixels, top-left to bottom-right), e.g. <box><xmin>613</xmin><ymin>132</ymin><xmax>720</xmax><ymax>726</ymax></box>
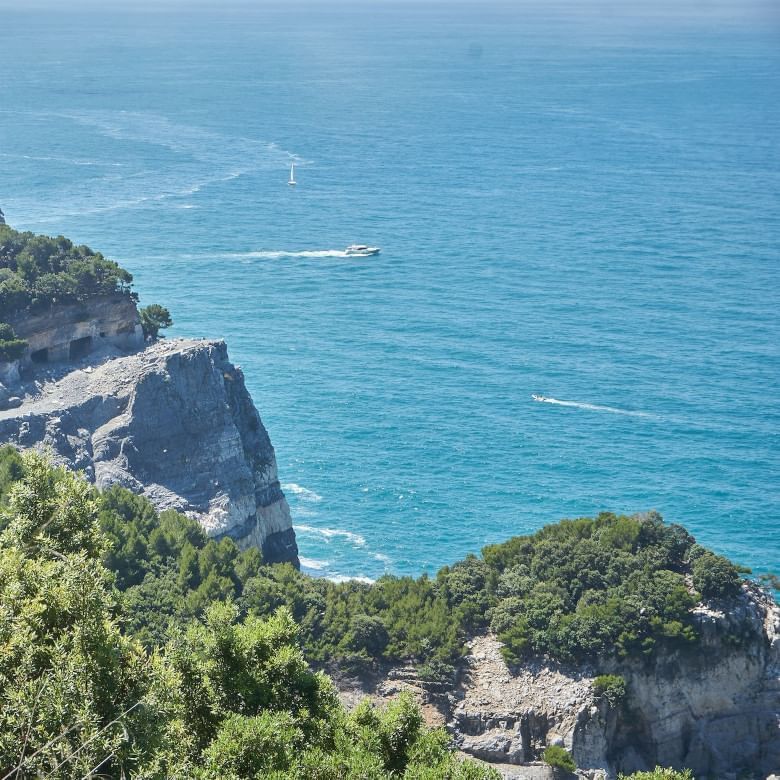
<box><xmin>1</xmin><ymin>1</ymin><xmax>778</xmax><ymax>583</ymax></box>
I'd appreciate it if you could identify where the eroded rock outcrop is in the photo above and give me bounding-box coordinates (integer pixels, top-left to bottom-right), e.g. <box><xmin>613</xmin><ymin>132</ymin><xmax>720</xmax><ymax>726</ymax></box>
<box><xmin>338</xmin><ymin>585</ymin><xmax>779</xmax><ymax>780</ymax></box>
<box><xmin>0</xmin><ymin>338</ymin><xmax>299</xmax><ymax>565</ymax></box>
<box><xmin>447</xmin><ymin>584</ymin><xmax>779</xmax><ymax>779</ymax></box>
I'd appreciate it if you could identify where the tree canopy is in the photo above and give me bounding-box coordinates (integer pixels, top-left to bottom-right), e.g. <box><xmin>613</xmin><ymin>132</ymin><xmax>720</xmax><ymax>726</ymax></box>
<box><xmin>0</xmin><ymin>224</ymin><xmax>135</xmax><ymax>316</ymax></box>
<box><xmin>139</xmin><ymin>304</ymin><xmax>173</xmax><ymax>340</ymax></box>
<box><xmin>0</xmin><ymin>445</ymin><xmax>759</xmax><ymax>681</ymax></box>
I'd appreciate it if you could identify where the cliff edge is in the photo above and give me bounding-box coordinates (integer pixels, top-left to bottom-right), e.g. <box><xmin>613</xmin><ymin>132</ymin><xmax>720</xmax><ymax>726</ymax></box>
<box><xmin>0</xmin><ymin>337</ymin><xmax>299</xmax><ymax>566</ymax></box>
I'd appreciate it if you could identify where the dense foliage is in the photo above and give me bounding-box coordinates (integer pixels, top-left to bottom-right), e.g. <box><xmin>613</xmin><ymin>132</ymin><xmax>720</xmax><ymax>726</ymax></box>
<box><xmin>592</xmin><ymin>675</ymin><xmax>627</xmax><ymax>708</ymax></box>
<box><xmin>0</xmin><ymin>446</ymin><xmax>755</xmax><ymax>679</ymax></box>
<box><xmin>0</xmin><ymin>224</ymin><xmax>134</xmax><ymax>315</ymax></box>
<box><xmin>618</xmin><ymin>770</ymin><xmax>694</xmax><ymax>780</ymax></box>
<box><xmin>0</xmin><ymin>452</ymin><xmax>499</xmax><ymax>779</ymax></box>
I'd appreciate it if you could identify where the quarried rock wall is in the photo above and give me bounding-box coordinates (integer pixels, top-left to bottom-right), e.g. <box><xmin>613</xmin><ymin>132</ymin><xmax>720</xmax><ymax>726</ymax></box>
<box><xmin>6</xmin><ymin>294</ymin><xmax>143</xmax><ymax>369</ymax></box>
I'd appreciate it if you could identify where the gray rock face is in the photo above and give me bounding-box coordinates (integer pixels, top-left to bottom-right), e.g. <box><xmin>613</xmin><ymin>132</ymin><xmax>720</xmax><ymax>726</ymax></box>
<box><xmin>7</xmin><ymin>294</ymin><xmax>143</xmax><ymax>369</ymax></box>
<box><xmin>0</xmin><ymin>338</ymin><xmax>298</xmax><ymax>565</ymax></box>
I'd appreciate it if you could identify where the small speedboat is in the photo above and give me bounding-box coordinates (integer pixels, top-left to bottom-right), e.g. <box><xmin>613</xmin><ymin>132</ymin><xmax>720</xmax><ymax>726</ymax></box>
<box><xmin>531</xmin><ymin>394</ymin><xmax>548</xmax><ymax>402</ymax></box>
<box><xmin>345</xmin><ymin>244</ymin><xmax>381</xmax><ymax>256</ymax></box>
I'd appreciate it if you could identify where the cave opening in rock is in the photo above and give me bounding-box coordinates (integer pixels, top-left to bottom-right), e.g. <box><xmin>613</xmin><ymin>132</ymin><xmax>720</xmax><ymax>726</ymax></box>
<box><xmin>69</xmin><ymin>336</ymin><xmax>92</xmax><ymax>360</ymax></box>
<box><xmin>30</xmin><ymin>347</ymin><xmax>49</xmax><ymax>364</ymax></box>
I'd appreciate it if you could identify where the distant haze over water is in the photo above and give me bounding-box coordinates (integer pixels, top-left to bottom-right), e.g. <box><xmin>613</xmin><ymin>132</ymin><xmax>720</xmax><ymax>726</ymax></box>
<box><xmin>1</xmin><ymin>2</ymin><xmax>778</xmax><ymax>582</ymax></box>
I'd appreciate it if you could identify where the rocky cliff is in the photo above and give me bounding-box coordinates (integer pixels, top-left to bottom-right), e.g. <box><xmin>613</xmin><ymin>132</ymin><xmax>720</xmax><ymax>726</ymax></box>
<box><xmin>341</xmin><ymin>584</ymin><xmax>779</xmax><ymax>780</ymax></box>
<box><xmin>0</xmin><ymin>338</ymin><xmax>299</xmax><ymax>565</ymax></box>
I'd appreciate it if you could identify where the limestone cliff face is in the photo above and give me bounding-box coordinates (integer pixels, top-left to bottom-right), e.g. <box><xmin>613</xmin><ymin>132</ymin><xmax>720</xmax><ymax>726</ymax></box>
<box><xmin>344</xmin><ymin>586</ymin><xmax>779</xmax><ymax>780</ymax></box>
<box><xmin>442</xmin><ymin>585</ymin><xmax>779</xmax><ymax>779</ymax></box>
<box><xmin>600</xmin><ymin>584</ymin><xmax>780</xmax><ymax>778</ymax></box>
<box><xmin>0</xmin><ymin>338</ymin><xmax>298</xmax><ymax>565</ymax></box>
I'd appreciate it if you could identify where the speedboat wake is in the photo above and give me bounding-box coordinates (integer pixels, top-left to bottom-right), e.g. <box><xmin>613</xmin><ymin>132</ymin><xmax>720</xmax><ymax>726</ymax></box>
<box><xmin>531</xmin><ymin>395</ymin><xmax>653</xmax><ymax>418</ymax></box>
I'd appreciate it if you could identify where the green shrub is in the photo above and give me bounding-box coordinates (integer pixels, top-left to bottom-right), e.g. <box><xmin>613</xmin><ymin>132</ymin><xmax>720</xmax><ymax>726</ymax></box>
<box><xmin>618</xmin><ymin>768</ymin><xmax>694</xmax><ymax>779</ymax></box>
<box><xmin>592</xmin><ymin>674</ymin><xmax>626</xmax><ymax>707</ymax></box>
<box><xmin>139</xmin><ymin>303</ymin><xmax>173</xmax><ymax>340</ymax></box>
<box><xmin>692</xmin><ymin>551</ymin><xmax>741</xmax><ymax>599</ymax></box>
<box><xmin>417</xmin><ymin>659</ymin><xmax>456</xmax><ymax>686</ymax></box>
<box><xmin>345</xmin><ymin>614</ymin><xmax>390</xmax><ymax>656</ymax></box>
<box><xmin>543</xmin><ymin>744</ymin><xmax>576</xmax><ymax>773</ymax></box>
<box><xmin>0</xmin><ymin>322</ymin><xmax>26</xmax><ymax>362</ymax></box>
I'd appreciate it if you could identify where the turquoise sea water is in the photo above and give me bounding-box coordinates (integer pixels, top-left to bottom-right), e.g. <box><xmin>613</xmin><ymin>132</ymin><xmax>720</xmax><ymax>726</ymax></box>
<box><xmin>1</xmin><ymin>2</ymin><xmax>778</xmax><ymax>582</ymax></box>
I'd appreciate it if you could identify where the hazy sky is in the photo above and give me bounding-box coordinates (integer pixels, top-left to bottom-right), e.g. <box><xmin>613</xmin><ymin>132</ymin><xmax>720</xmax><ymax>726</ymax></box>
<box><xmin>0</xmin><ymin>0</ymin><xmax>777</xmax><ymax>17</ymax></box>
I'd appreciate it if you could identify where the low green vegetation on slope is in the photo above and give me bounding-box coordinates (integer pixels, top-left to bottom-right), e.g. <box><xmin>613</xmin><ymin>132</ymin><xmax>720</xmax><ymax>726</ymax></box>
<box><xmin>0</xmin><ymin>451</ymin><xmax>498</xmax><ymax>779</ymax></box>
<box><xmin>0</xmin><ymin>448</ymin><xmax>767</xmax><ymax>778</ymax></box>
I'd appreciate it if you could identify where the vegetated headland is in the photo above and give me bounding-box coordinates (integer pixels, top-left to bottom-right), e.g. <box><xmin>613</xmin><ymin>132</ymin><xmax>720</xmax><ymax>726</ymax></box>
<box><xmin>0</xmin><ymin>223</ymin><xmax>777</xmax><ymax>780</ymax></box>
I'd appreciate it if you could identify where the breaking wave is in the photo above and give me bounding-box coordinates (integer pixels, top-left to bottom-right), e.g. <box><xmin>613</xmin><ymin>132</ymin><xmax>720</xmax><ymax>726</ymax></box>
<box><xmin>282</xmin><ymin>482</ymin><xmax>323</xmax><ymax>502</ymax></box>
<box><xmin>295</xmin><ymin>524</ymin><xmax>366</xmax><ymax>547</ymax></box>
<box><xmin>299</xmin><ymin>556</ymin><xmax>329</xmax><ymax>571</ymax></box>
<box><xmin>327</xmin><ymin>574</ymin><xmax>376</xmax><ymax>585</ymax></box>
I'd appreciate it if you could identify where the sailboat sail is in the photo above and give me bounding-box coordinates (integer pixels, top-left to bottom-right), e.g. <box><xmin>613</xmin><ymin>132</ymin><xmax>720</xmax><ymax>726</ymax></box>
<box><xmin>288</xmin><ymin>163</ymin><xmax>296</xmax><ymax>185</ymax></box>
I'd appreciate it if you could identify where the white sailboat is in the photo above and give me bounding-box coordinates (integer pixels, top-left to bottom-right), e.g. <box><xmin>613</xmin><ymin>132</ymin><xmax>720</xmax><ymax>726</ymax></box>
<box><xmin>288</xmin><ymin>163</ymin><xmax>296</xmax><ymax>186</ymax></box>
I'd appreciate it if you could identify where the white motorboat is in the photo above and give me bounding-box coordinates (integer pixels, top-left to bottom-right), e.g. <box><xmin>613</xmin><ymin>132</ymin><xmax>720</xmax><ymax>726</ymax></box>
<box><xmin>344</xmin><ymin>244</ymin><xmax>381</xmax><ymax>256</ymax></box>
<box><xmin>531</xmin><ymin>394</ymin><xmax>548</xmax><ymax>402</ymax></box>
<box><xmin>288</xmin><ymin>163</ymin><xmax>296</xmax><ymax>186</ymax></box>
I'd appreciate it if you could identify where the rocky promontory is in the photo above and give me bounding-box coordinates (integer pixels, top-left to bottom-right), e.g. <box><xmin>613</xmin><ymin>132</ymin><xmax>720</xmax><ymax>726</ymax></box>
<box><xmin>0</xmin><ymin>338</ymin><xmax>299</xmax><ymax>565</ymax></box>
<box><xmin>340</xmin><ymin>583</ymin><xmax>780</xmax><ymax>779</ymax></box>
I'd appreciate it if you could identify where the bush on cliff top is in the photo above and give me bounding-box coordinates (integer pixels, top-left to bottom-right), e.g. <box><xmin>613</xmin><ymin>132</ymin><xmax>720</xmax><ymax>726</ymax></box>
<box><xmin>0</xmin><ymin>224</ymin><xmax>134</xmax><ymax>315</ymax></box>
<box><xmin>139</xmin><ymin>303</ymin><xmax>173</xmax><ymax>340</ymax></box>
<box><xmin>0</xmin><ymin>451</ymin><xmax>500</xmax><ymax>780</ymax></box>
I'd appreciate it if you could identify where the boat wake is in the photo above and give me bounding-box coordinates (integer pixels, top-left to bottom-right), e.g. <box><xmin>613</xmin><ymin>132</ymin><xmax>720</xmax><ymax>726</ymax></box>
<box><xmin>232</xmin><ymin>250</ymin><xmax>351</xmax><ymax>260</ymax></box>
<box><xmin>533</xmin><ymin>396</ymin><xmax>654</xmax><ymax>418</ymax></box>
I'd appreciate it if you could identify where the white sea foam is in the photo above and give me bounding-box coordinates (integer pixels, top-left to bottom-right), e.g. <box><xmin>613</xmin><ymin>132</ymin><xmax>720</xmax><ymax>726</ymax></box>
<box><xmin>535</xmin><ymin>397</ymin><xmax>654</xmax><ymax>418</ymax></box>
<box><xmin>282</xmin><ymin>483</ymin><xmax>323</xmax><ymax>502</ymax></box>
<box><xmin>327</xmin><ymin>574</ymin><xmax>376</xmax><ymax>585</ymax></box>
<box><xmin>299</xmin><ymin>556</ymin><xmax>330</xmax><ymax>571</ymax></box>
<box><xmin>0</xmin><ymin>152</ymin><xmax>123</xmax><ymax>167</ymax></box>
<box><xmin>295</xmin><ymin>524</ymin><xmax>366</xmax><ymax>547</ymax></box>
<box><xmin>20</xmin><ymin>109</ymin><xmax>303</xmax><ymax>220</ymax></box>
<box><xmin>372</xmin><ymin>552</ymin><xmax>392</xmax><ymax>566</ymax></box>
